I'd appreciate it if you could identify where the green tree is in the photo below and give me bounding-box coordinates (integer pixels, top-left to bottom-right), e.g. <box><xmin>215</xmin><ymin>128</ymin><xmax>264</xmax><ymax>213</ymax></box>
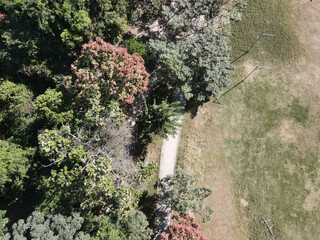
<box><xmin>11</xmin><ymin>211</ymin><xmax>90</xmax><ymax>239</ymax></box>
<box><xmin>0</xmin><ymin>0</ymin><xmax>128</xmax><ymax>84</ymax></box>
<box><xmin>124</xmin><ymin>38</ymin><xmax>147</xmax><ymax>59</ymax></box>
<box><xmin>120</xmin><ymin>211</ymin><xmax>153</xmax><ymax>240</ymax></box>
<box><xmin>37</xmin><ymin>123</ymin><xmax>140</xmax><ymax>217</ymax></box>
<box><xmin>0</xmin><ymin>210</ymin><xmax>9</xmax><ymax>238</ymax></box>
<box><xmin>0</xmin><ymin>81</ymin><xmax>36</xmax><ymax>143</ymax></box>
<box><xmin>148</xmin><ymin>0</ymin><xmax>234</xmax><ymax>105</ymax></box>
<box><xmin>139</xmin><ymin>98</ymin><xmax>183</xmax><ymax>139</ymax></box>
<box><xmin>159</xmin><ymin>167</ymin><xmax>214</xmax><ymax>223</ymax></box>
<box><xmin>92</xmin><ymin>211</ymin><xmax>152</xmax><ymax>240</ymax></box>
<box><xmin>34</xmin><ymin>88</ymin><xmax>73</xmax><ymax>126</ymax></box>
<box><xmin>0</xmin><ymin>140</ymin><xmax>34</xmax><ymax>194</ymax></box>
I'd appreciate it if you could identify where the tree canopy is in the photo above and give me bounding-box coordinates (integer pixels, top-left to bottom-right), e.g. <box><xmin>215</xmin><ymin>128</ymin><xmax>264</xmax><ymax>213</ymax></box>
<box><xmin>0</xmin><ymin>0</ymin><xmax>247</xmax><ymax>238</ymax></box>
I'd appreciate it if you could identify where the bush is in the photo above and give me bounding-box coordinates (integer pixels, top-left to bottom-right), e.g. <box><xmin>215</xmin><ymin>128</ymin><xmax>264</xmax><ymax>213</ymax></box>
<box><xmin>124</xmin><ymin>38</ymin><xmax>147</xmax><ymax>59</ymax></box>
<box><xmin>161</xmin><ymin>213</ymin><xmax>208</xmax><ymax>240</ymax></box>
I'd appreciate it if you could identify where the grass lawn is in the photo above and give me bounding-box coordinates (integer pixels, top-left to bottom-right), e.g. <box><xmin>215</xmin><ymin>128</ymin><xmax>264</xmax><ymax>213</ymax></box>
<box><xmin>178</xmin><ymin>0</ymin><xmax>320</xmax><ymax>239</ymax></box>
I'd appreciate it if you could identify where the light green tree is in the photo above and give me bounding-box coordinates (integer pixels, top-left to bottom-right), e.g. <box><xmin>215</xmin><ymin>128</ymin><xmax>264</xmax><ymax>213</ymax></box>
<box><xmin>37</xmin><ymin>123</ymin><xmax>140</xmax><ymax>217</ymax></box>
<box><xmin>34</xmin><ymin>88</ymin><xmax>73</xmax><ymax>126</ymax></box>
<box><xmin>0</xmin><ymin>210</ymin><xmax>9</xmax><ymax>238</ymax></box>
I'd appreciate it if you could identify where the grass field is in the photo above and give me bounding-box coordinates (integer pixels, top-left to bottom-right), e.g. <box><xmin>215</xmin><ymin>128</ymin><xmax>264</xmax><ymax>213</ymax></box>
<box><xmin>178</xmin><ymin>0</ymin><xmax>320</xmax><ymax>239</ymax></box>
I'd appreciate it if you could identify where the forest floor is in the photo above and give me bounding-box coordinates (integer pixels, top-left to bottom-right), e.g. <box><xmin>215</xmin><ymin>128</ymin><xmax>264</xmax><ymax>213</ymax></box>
<box><xmin>178</xmin><ymin>0</ymin><xmax>320</xmax><ymax>239</ymax></box>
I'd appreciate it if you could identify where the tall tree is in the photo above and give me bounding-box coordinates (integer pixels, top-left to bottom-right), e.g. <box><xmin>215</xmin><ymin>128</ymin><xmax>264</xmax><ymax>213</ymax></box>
<box><xmin>0</xmin><ymin>81</ymin><xmax>36</xmax><ymax>144</ymax></box>
<box><xmin>37</xmin><ymin>122</ymin><xmax>140</xmax><ymax>217</ymax></box>
<box><xmin>148</xmin><ymin>0</ymin><xmax>234</xmax><ymax>104</ymax></box>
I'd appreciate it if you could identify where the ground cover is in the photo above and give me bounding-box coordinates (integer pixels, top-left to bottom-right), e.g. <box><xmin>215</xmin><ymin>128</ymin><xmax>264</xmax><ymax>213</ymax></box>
<box><xmin>178</xmin><ymin>0</ymin><xmax>320</xmax><ymax>239</ymax></box>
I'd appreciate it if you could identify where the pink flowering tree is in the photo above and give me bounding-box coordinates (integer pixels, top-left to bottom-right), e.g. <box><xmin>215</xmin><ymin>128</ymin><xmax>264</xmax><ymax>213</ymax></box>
<box><xmin>161</xmin><ymin>213</ymin><xmax>208</xmax><ymax>240</ymax></box>
<box><xmin>65</xmin><ymin>37</ymin><xmax>149</xmax><ymax>105</ymax></box>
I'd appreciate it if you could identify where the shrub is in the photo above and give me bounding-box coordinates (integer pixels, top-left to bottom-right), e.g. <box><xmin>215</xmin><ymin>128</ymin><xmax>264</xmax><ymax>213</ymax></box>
<box><xmin>124</xmin><ymin>38</ymin><xmax>147</xmax><ymax>59</ymax></box>
<box><xmin>161</xmin><ymin>213</ymin><xmax>208</xmax><ymax>240</ymax></box>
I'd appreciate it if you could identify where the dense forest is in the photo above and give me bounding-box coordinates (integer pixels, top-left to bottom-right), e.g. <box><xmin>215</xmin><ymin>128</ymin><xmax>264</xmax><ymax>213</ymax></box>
<box><xmin>0</xmin><ymin>0</ymin><xmax>246</xmax><ymax>239</ymax></box>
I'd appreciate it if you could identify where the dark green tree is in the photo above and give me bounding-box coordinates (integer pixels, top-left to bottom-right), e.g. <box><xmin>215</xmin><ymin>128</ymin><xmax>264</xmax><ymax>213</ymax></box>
<box><xmin>159</xmin><ymin>167</ymin><xmax>214</xmax><ymax>223</ymax></box>
<box><xmin>0</xmin><ymin>0</ymin><xmax>128</xmax><ymax>85</ymax></box>
<box><xmin>139</xmin><ymin>98</ymin><xmax>183</xmax><ymax>139</ymax></box>
<box><xmin>120</xmin><ymin>211</ymin><xmax>153</xmax><ymax>240</ymax></box>
<box><xmin>0</xmin><ymin>81</ymin><xmax>36</xmax><ymax>143</ymax></box>
<box><xmin>92</xmin><ymin>211</ymin><xmax>153</xmax><ymax>240</ymax></box>
<box><xmin>0</xmin><ymin>140</ymin><xmax>34</xmax><ymax>195</ymax></box>
<box><xmin>124</xmin><ymin>38</ymin><xmax>147</xmax><ymax>59</ymax></box>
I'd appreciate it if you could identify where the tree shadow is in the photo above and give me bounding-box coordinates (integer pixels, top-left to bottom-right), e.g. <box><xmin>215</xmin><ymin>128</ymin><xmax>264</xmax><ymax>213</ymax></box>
<box><xmin>138</xmin><ymin>190</ymin><xmax>158</xmax><ymax>230</ymax></box>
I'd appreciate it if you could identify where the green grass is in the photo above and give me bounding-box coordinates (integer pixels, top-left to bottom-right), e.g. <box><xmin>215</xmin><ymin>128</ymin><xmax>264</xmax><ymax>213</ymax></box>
<box><xmin>178</xmin><ymin>0</ymin><xmax>320</xmax><ymax>239</ymax></box>
<box><xmin>230</xmin><ymin>0</ymin><xmax>304</xmax><ymax>65</ymax></box>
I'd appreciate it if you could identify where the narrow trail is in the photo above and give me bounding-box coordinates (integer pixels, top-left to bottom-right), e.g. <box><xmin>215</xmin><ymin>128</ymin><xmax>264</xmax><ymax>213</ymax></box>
<box><xmin>154</xmin><ymin>92</ymin><xmax>185</xmax><ymax>240</ymax></box>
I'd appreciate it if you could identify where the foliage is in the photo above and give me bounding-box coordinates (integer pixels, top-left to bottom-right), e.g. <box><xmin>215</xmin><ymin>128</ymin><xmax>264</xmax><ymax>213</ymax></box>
<box><xmin>159</xmin><ymin>167</ymin><xmax>214</xmax><ymax>223</ymax></box>
<box><xmin>92</xmin><ymin>216</ymin><xmax>126</xmax><ymax>240</ymax></box>
<box><xmin>37</xmin><ymin>122</ymin><xmax>139</xmax><ymax>217</ymax></box>
<box><xmin>79</xmin><ymin>100</ymin><xmax>126</xmax><ymax>128</ymax></box>
<box><xmin>148</xmin><ymin>0</ymin><xmax>234</xmax><ymax>104</ymax></box>
<box><xmin>0</xmin><ymin>81</ymin><xmax>33</xmax><ymax>116</ymax></box>
<box><xmin>92</xmin><ymin>211</ymin><xmax>152</xmax><ymax>240</ymax></box>
<box><xmin>0</xmin><ymin>140</ymin><xmax>34</xmax><ymax>194</ymax></box>
<box><xmin>60</xmin><ymin>10</ymin><xmax>92</xmax><ymax>49</ymax></box>
<box><xmin>65</xmin><ymin>37</ymin><xmax>149</xmax><ymax>105</ymax></box>
<box><xmin>34</xmin><ymin>88</ymin><xmax>73</xmax><ymax>126</ymax></box>
<box><xmin>124</xmin><ymin>38</ymin><xmax>147</xmax><ymax>59</ymax></box>
<box><xmin>161</xmin><ymin>213</ymin><xmax>208</xmax><ymax>240</ymax></box>
<box><xmin>0</xmin><ymin>210</ymin><xmax>9</xmax><ymax>237</ymax></box>
<box><xmin>0</xmin><ymin>81</ymin><xmax>36</xmax><ymax>142</ymax></box>
<box><xmin>139</xmin><ymin>98</ymin><xmax>183</xmax><ymax>139</ymax></box>
<box><xmin>128</xmin><ymin>0</ymin><xmax>164</xmax><ymax>23</ymax></box>
<box><xmin>120</xmin><ymin>211</ymin><xmax>153</xmax><ymax>240</ymax></box>
<box><xmin>137</xmin><ymin>161</ymin><xmax>157</xmax><ymax>183</ymax></box>
<box><xmin>0</xmin><ymin>0</ymin><xmax>128</xmax><ymax>83</ymax></box>
<box><xmin>10</xmin><ymin>211</ymin><xmax>90</xmax><ymax>239</ymax></box>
